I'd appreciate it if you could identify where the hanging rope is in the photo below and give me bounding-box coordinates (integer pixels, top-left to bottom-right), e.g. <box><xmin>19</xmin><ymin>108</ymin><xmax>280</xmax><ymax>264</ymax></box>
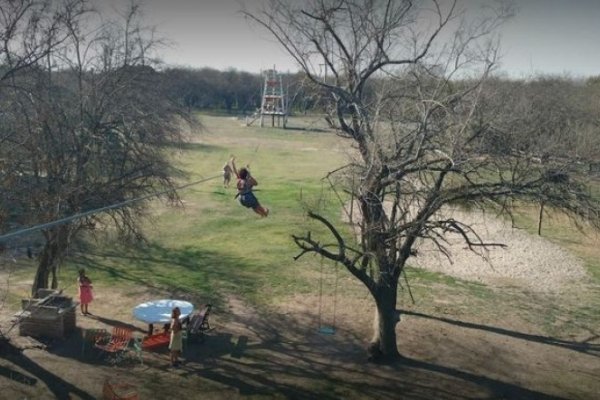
<box><xmin>325</xmin><ymin>175</ymin><xmax>353</xmax><ymax>224</ymax></box>
<box><xmin>317</xmin><ymin>255</ymin><xmax>325</xmax><ymax>331</ymax></box>
<box><xmin>331</xmin><ymin>259</ymin><xmax>339</xmax><ymax>331</ymax></box>
<box><xmin>0</xmin><ymin>173</ymin><xmax>223</xmax><ymax>242</ymax></box>
<box><xmin>317</xmin><ymin>255</ymin><xmax>339</xmax><ymax>335</ymax></box>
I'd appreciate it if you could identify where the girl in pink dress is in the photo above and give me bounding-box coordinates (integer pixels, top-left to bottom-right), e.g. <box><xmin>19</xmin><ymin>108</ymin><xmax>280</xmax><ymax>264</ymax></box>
<box><xmin>78</xmin><ymin>268</ymin><xmax>93</xmax><ymax>315</ymax></box>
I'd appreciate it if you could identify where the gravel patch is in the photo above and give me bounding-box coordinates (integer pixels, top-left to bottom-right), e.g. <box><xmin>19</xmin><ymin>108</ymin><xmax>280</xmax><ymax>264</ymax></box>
<box><xmin>344</xmin><ymin>203</ymin><xmax>588</xmax><ymax>292</ymax></box>
<box><xmin>410</xmin><ymin>208</ymin><xmax>587</xmax><ymax>292</ymax></box>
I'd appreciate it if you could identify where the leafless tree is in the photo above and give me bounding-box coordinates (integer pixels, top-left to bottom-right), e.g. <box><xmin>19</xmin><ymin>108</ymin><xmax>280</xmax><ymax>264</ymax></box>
<box><xmin>246</xmin><ymin>0</ymin><xmax>600</xmax><ymax>360</ymax></box>
<box><xmin>0</xmin><ymin>1</ymin><xmax>193</xmax><ymax>294</ymax></box>
<box><xmin>0</xmin><ymin>0</ymin><xmax>77</xmax><ymax>237</ymax></box>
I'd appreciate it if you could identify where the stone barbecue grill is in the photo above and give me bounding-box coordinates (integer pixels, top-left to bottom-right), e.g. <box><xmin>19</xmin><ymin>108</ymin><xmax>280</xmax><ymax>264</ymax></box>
<box><xmin>18</xmin><ymin>289</ymin><xmax>78</xmax><ymax>339</ymax></box>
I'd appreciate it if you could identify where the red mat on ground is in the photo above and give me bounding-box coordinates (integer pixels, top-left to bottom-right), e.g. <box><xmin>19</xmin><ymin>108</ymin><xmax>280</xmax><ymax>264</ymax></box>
<box><xmin>142</xmin><ymin>332</ymin><xmax>170</xmax><ymax>349</ymax></box>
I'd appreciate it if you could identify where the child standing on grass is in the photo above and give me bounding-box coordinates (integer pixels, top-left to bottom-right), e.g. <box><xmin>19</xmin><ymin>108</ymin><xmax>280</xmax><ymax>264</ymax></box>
<box><xmin>77</xmin><ymin>268</ymin><xmax>93</xmax><ymax>315</ymax></box>
<box><xmin>230</xmin><ymin>156</ymin><xmax>269</xmax><ymax>217</ymax></box>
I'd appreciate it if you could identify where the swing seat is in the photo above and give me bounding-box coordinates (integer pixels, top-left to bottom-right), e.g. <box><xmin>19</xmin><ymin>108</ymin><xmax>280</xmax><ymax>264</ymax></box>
<box><xmin>318</xmin><ymin>326</ymin><xmax>336</xmax><ymax>335</ymax></box>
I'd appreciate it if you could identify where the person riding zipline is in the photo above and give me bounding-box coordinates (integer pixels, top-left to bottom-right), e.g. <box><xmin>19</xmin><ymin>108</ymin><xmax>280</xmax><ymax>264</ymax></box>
<box><xmin>230</xmin><ymin>156</ymin><xmax>269</xmax><ymax>217</ymax></box>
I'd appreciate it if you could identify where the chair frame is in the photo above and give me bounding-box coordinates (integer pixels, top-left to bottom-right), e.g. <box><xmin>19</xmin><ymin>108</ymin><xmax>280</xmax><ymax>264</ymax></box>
<box><xmin>81</xmin><ymin>328</ymin><xmax>109</xmax><ymax>357</ymax></box>
<box><xmin>95</xmin><ymin>326</ymin><xmax>133</xmax><ymax>364</ymax></box>
<box><xmin>130</xmin><ymin>336</ymin><xmax>144</xmax><ymax>365</ymax></box>
<box><xmin>186</xmin><ymin>304</ymin><xmax>212</xmax><ymax>342</ymax></box>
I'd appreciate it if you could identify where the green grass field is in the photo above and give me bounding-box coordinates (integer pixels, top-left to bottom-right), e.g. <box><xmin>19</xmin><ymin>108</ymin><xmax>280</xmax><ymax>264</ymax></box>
<box><xmin>3</xmin><ymin>114</ymin><xmax>600</xmax><ymax>399</ymax></box>
<box><xmin>5</xmin><ymin>114</ymin><xmax>600</xmax><ymax>337</ymax></box>
<box><xmin>64</xmin><ymin>115</ymin><xmax>351</xmax><ymax>308</ymax></box>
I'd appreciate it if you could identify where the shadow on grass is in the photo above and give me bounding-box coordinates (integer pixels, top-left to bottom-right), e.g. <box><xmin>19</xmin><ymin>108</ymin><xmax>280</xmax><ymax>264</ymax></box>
<box><xmin>282</xmin><ymin>125</ymin><xmax>329</xmax><ymax>134</ymax></box>
<box><xmin>71</xmin><ymin>242</ymin><xmax>262</xmax><ymax>310</ymax></box>
<box><xmin>43</xmin><ymin>327</ymin><xmax>138</xmax><ymax>366</ymax></box>
<box><xmin>87</xmin><ymin>315</ymin><xmax>146</xmax><ymax>335</ymax></box>
<box><xmin>402</xmin><ymin>309</ymin><xmax>600</xmax><ymax>358</ymax></box>
<box><xmin>48</xmin><ymin>242</ymin><xmax>582</xmax><ymax>398</ymax></box>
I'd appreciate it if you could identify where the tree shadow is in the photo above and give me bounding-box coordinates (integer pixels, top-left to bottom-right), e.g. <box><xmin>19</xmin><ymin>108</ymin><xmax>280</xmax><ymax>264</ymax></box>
<box><xmin>282</xmin><ymin>125</ymin><xmax>329</xmax><ymax>133</ymax></box>
<box><xmin>146</xmin><ymin>306</ymin><xmax>569</xmax><ymax>400</ymax></box>
<box><xmin>4</xmin><ymin>299</ymin><xmax>582</xmax><ymax>399</ymax></box>
<box><xmin>0</xmin><ymin>364</ymin><xmax>37</xmax><ymax>385</ymax></box>
<box><xmin>166</xmin><ymin>141</ymin><xmax>224</xmax><ymax>153</ymax></box>
<box><xmin>396</xmin><ymin>356</ymin><xmax>566</xmax><ymax>400</ymax></box>
<box><xmin>87</xmin><ymin>315</ymin><xmax>146</xmax><ymax>335</ymax></box>
<box><xmin>41</xmin><ymin>326</ymin><xmax>139</xmax><ymax>367</ymax></box>
<box><xmin>401</xmin><ymin>309</ymin><xmax>600</xmax><ymax>357</ymax></box>
<box><xmin>1</xmin><ymin>341</ymin><xmax>95</xmax><ymax>399</ymax></box>
<box><xmin>70</xmin><ymin>242</ymin><xmax>261</xmax><ymax>310</ymax></box>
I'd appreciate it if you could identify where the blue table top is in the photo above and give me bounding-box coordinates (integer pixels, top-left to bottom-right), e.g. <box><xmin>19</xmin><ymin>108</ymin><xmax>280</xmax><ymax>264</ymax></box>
<box><xmin>132</xmin><ymin>299</ymin><xmax>194</xmax><ymax>324</ymax></box>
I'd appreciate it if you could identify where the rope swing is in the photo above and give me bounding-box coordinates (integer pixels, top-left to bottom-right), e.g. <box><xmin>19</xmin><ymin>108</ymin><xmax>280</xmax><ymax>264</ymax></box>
<box><xmin>317</xmin><ymin>255</ymin><xmax>339</xmax><ymax>335</ymax></box>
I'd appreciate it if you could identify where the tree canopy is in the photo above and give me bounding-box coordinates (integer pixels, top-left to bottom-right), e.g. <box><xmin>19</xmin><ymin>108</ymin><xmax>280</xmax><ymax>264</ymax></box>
<box><xmin>0</xmin><ymin>0</ymin><xmax>193</xmax><ymax>294</ymax></box>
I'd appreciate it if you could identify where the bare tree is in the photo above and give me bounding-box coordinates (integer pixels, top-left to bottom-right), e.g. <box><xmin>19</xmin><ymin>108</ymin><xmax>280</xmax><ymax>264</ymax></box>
<box><xmin>0</xmin><ymin>0</ymin><xmax>69</xmax><ymax>85</ymax></box>
<box><xmin>0</xmin><ymin>1</ymin><xmax>192</xmax><ymax>294</ymax></box>
<box><xmin>0</xmin><ymin>0</ymin><xmax>77</xmax><ymax>237</ymax></box>
<box><xmin>246</xmin><ymin>0</ymin><xmax>600</xmax><ymax>360</ymax></box>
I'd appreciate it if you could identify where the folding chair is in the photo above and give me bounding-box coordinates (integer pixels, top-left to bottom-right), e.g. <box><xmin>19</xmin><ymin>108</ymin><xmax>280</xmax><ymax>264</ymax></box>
<box><xmin>187</xmin><ymin>304</ymin><xmax>212</xmax><ymax>343</ymax></box>
<box><xmin>81</xmin><ymin>328</ymin><xmax>109</xmax><ymax>357</ymax></box>
<box><xmin>95</xmin><ymin>326</ymin><xmax>133</xmax><ymax>364</ymax></box>
<box><xmin>141</xmin><ymin>331</ymin><xmax>170</xmax><ymax>350</ymax></box>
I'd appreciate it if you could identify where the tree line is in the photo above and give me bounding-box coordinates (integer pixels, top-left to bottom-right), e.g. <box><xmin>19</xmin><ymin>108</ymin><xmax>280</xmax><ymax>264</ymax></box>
<box><xmin>161</xmin><ymin>67</ymin><xmax>323</xmax><ymax>115</ymax></box>
<box><xmin>161</xmin><ymin>66</ymin><xmax>600</xmax><ymax>166</ymax></box>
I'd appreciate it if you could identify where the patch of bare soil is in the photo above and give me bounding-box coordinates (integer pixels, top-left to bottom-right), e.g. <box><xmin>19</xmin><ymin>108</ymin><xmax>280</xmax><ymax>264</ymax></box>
<box><xmin>1</xmin><ymin>276</ymin><xmax>599</xmax><ymax>400</ymax></box>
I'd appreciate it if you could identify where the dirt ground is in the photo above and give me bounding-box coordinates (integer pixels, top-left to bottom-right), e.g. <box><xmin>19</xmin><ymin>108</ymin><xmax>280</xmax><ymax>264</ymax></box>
<box><xmin>1</xmin><ymin>278</ymin><xmax>599</xmax><ymax>400</ymax></box>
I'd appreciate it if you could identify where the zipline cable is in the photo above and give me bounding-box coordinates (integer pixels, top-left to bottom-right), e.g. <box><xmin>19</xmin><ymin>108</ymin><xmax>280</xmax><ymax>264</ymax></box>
<box><xmin>0</xmin><ymin>173</ymin><xmax>223</xmax><ymax>242</ymax></box>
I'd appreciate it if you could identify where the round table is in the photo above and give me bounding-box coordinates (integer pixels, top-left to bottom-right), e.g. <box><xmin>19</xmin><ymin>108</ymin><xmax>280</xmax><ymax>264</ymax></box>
<box><xmin>133</xmin><ymin>299</ymin><xmax>194</xmax><ymax>335</ymax></box>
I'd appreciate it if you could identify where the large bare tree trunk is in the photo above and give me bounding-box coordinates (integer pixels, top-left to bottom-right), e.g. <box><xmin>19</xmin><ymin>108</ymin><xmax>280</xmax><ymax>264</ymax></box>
<box><xmin>32</xmin><ymin>253</ymin><xmax>51</xmax><ymax>296</ymax></box>
<box><xmin>32</xmin><ymin>226</ymin><xmax>69</xmax><ymax>296</ymax></box>
<box><xmin>370</xmin><ymin>277</ymin><xmax>400</xmax><ymax>360</ymax></box>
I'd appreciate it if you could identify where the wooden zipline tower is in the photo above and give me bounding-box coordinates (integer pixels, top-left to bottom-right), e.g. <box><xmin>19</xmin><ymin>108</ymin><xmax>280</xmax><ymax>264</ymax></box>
<box><xmin>259</xmin><ymin>67</ymin><xmax>287</xmax><ymax>128</ymax></box>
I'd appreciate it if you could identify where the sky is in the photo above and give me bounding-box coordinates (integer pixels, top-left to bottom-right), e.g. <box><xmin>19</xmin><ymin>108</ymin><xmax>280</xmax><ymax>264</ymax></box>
<box><xmin>101</xmin><ymin>0</ymin><xmax>600</xmax><ymax>78</ymax></box>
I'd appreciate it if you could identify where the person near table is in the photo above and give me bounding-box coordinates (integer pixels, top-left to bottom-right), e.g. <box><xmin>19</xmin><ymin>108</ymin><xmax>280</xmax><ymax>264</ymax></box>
<box><xmin>77</xmin><ymin>268</ymin><xmax>93</xmax><ymax>315</ymax></box>
<box><xmin>169</xmin><ymin>307</ymin><xmax>183</xmax><ymax>366</ymax></box>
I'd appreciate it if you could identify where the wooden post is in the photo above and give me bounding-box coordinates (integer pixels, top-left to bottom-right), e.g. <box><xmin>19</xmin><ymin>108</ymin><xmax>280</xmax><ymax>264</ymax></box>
<box><xmin>538</xmin><ymin>201</ymin><xmax>544</xmax><ymax>236</ymax></box>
